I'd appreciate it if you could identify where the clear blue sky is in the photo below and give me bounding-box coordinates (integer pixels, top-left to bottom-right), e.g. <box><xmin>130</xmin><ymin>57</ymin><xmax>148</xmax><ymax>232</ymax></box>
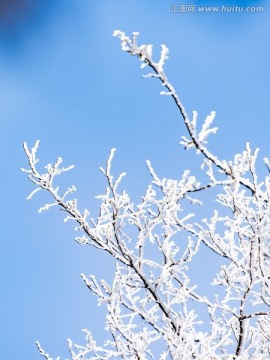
<box><xmin>0</xmin><ymin>1</ymin><xmax>269</xmax><ymax>358</ymax></box>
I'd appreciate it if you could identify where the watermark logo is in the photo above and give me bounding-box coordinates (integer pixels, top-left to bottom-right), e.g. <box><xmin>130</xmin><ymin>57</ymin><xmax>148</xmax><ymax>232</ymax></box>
<box><xmin>171</xmin><ymin>4</ymin><xmax>264</xmax><ymax>13</ymax></box>
<box><xmin>171</xmin><ymin>4</ymin><xmax>195</xmax><ymax>13</ymax></box>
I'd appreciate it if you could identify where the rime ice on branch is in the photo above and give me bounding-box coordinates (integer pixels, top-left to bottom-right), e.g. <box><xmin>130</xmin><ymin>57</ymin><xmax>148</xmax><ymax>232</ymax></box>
<box><xmin>22</xmin><ymin>31</ymin><xmax>270</xmax><ymax>359</ymax></box>
<box><xmin>113</xmin><ymin>30</ymin><xmax>259</xmax><ymax>195</ymax></box>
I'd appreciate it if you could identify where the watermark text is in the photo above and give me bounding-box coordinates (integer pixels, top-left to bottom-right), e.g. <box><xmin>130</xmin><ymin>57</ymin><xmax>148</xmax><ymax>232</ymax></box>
<box><xmin>171</xmin><ymin>4</ymin><xmax>264</xmax><ymax>13</ymax></box>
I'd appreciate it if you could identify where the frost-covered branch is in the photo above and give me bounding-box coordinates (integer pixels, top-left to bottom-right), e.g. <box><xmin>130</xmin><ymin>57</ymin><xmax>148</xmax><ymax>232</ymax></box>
<box><xmin>22</xmin><ymin>30</ymin><xmax>270</xmax><ymax>359</ymax></box>
<box><xmin>36</xmin><ymin>342</ymin><xmax>60</xmax><ymax>360</ymax></box>
<box><xmin>113</xmin><ymin>30</ymin><xmax>257</xmax><ymax>195</ymax></box>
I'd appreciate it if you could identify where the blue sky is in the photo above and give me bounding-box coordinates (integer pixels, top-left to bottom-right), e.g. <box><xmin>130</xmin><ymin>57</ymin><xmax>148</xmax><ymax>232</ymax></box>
<box><xmin>0</xmin><ymin>0</ymin><xmax>269</xmax><ymax>358</ymax></box>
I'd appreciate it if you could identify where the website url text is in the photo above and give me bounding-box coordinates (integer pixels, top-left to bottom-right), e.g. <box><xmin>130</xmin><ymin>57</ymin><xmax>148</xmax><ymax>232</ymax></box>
<box><xmin>171</xmin><ymin>5</ymin><xmax>264</xmax><ymax>13</ymax></box>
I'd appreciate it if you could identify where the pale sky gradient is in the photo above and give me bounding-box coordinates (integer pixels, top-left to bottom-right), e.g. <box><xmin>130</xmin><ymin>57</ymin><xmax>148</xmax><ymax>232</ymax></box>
<box><xmin>0</xmin><ymin>1</ymin><xmax>269</xmax><ymax>358</ymax></box>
